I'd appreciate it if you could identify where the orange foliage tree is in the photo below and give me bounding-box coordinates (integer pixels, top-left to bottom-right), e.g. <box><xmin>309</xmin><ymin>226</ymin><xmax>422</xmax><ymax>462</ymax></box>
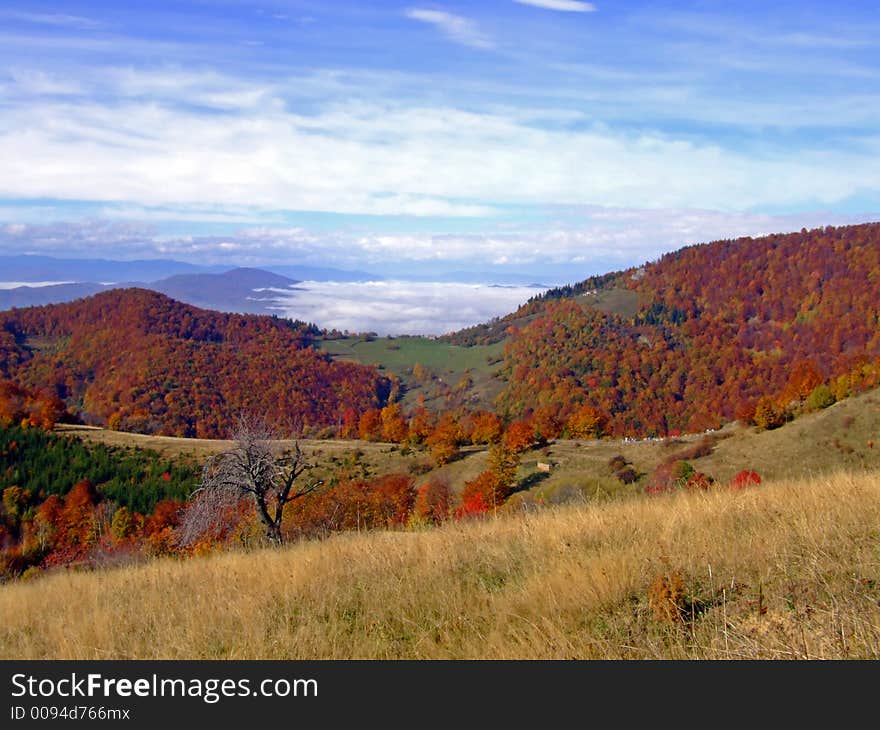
<box><xmin>380</xmin><ymin>402</ymin><xmax>409</xmax><ymax>443</ymax></box>
<box><xmin>426</xmin><ymin>414</ymin><xmax>462</xmax><ymax>466</ymax></box>
<box><xmin>503</xmin><ymin>420</ymin><xmax>534</xmax><ymax>454</ymax></box>
<box><xmin>414</xmin><ymin>476</ymin><xmax>452</xmax><ymax>524</ymax></box>
<box><xmin>565</xmin><ymin>404</ymin><xmax>609</xmax><ymax>439</ymax></box>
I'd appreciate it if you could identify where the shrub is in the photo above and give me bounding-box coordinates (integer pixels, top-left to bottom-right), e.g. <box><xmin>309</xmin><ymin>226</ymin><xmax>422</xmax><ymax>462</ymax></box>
<box><xmin>408</xmin><ymin>459</ymin><xmax>433</xmax><ymax>476</ymax></box>
<box><xmin>645</xmin><ymin>460</ymin><xmax>694</xmax><ymax>494</ymax></box>
<box><xmin>648</xmin><ymin>570</ymin><xmax>686</xmax><ymax>624</ymax></box>
<box><xmin>807</xmin><ymin>384</ymin><xmax>836</xmax><ymax>411</ymax></box>
<box><xmin>730</xmin><ymin>470</ymin><xmax>761</xmax><ymax>490</ymax></box>
<box><xmin>608</xmin><ymin>455</ymin><xmax>628</xmax><ymax>472</ymax></box>
<box><xmin>671</xmin><ymin>435</ymin><xmax>717</xmax><ymax>462</ymax></box>
<box><xmin>684</xmin><ymin>472</ymin><xmax>714</xmax><ymax>490</ymax></box>
<box><xmin>753</xmin><ymin>397</ymin><xmax>786</xmax><ymax>430</ymax></box>
<box><xmin>615</xmin><ymin>466</ymin><xmax>638</xmax><ymax>484</ymax></box>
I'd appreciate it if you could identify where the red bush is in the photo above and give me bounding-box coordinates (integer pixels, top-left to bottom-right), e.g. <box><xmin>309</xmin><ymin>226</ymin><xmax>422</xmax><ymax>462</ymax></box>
<box><xmin>684</xmin><ymin>472</ymin><xmax>714</xmax><ymax>490</ymax></box>
<box><xmin>456</xmin><ymin>471</ymin><xmax>506</xmax><ymax>517</ymax></box>
<box><xmin>730</xmin><ymin>470</ymin><xmax>761</xmax><ymax>490</ymax></box>
<box><xmin>456</xmin><ymin>487</ymin><xmax>492</xmax><ymax>518</ymax></box>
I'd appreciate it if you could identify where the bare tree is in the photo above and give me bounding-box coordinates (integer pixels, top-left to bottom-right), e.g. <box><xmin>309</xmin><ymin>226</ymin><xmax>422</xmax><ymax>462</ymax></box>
<box><xmin>180</xmin><ymin>414</ymin><xmax>321</xmax><ymax>546</ymax></box>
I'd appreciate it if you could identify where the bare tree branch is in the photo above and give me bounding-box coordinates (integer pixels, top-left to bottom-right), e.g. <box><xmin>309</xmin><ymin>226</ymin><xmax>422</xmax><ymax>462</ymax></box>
<box><xmin>179</xmin><ymin>413</ymin><xmax>321</xmax><ymax>546</ymax></box>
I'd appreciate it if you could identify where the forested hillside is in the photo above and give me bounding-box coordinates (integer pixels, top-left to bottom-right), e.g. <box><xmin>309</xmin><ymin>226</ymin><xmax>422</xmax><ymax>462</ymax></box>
<box><xmin>2</xmin><ymin>224</ymin><xmax>880</xmax><ymax>442</ymax></box>
<box><xmin>0</xmin><ymin>289</ymin><xmax>392</xmax><ymax>437</ymax></box>
<box><xmin>499</xmin><ymin>223</ymin><xmax>880</xmax><ymax>435</ymax></box>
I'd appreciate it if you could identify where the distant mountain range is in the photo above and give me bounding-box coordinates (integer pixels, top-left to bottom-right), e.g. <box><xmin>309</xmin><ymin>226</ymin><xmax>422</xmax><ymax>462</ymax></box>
<box><xmin>0</xmin><ymin>255</ymin><xmax>215</xmax><ymax>283</ymax></box>
<box><xmin>150</xmin><ymin>268</ymin><xmax>301</xmax><ymax>314</ymax></box>
<box><xmin>0</xmin><ymin>255</ymin><xmax>381</xmax><ymax>313</ymax></box>
<box><xmin>0</xmin><ymin>255</ymin><xmax>557</xmax><ymax>314</ymax></box>
<box><xmin>0</xmin><ymin>282</ymin><xmax>109</xmax><ymax>310</ymax></box>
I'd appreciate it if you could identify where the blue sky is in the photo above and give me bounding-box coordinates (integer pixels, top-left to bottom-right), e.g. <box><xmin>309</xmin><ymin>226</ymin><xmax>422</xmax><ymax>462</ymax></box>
<box><xmin>1</xmin><ymin>0</ymin><xmax>879</xmax><ymax>280</ymax></box>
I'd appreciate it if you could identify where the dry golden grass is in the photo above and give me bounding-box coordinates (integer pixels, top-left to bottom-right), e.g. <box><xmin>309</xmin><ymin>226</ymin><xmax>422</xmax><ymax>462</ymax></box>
<box><xmin>2</xmin><ymin>471</ymin><xmax>878</xmax><ymax>659</ymax></box>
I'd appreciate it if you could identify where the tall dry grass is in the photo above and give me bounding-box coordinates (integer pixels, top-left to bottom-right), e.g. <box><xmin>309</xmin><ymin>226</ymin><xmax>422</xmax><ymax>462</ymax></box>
<box><xmin>1</xmin><ymin>471</ymin><xmax>878</xmax><ymax>659</ymax></box>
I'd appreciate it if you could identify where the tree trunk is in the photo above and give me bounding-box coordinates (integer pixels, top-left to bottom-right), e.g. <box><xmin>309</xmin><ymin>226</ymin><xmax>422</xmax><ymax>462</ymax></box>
<box><xmin>265</xmin><ymin>521</ymin><xmax>283</xmax><ymax>545</ymax></box>
<box><xmin>253</xmin><ymin>494</ymin><xmax>283</xmax><ymax>545</ymax></box>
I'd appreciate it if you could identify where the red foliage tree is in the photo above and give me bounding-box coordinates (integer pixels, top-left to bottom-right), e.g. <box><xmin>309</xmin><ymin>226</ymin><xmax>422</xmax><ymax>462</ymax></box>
<box><xmin>340</xmin><ymin>407</ymin><xmax>360</xmax><ymax>439</ymax></box>
<box><xmin>458</xmin><ymin>470</ymin><xmax>508</xmax><ymax>516</ymax></box>
<box><xmin>285</xmin><ymin>473</ymin><xmax>416</xmax><ymax>537</ymax></box>
<box><xmin>565</xmin><ymin>404</ymin><xmax>609</xmax><ymax>439</ymax></box>
<box><xmin>456</xmin><ymin>476</ymin><xmax>494</xmax><ymax>518</ymax></box>
<box><xmin>414</xmin><ymin>477</ymin><xmax>452</xmax><ymax>524</ymax></box>
<box><xmin>470</xmin><ymin>410</ymin><xmax>503</xmax><ymax>444</ymax></box>
<box><xmin>498</xmin><ymin>223</ymin><xmax>880</xmax><ymax>436</ymax></box>
<box><xmin>60</xmin><ymin>479</ymin><xmax>98</xmax><ymax>549</ymax></box>
<box><xmin>730</xmin><ymin>470</ymin><xmax>762</xmax><ymax>490</ymax></box>
<box><xmin>407</xmin><ymin>405</ymin><xmax>434</xmax><ymax>444</ymax></box>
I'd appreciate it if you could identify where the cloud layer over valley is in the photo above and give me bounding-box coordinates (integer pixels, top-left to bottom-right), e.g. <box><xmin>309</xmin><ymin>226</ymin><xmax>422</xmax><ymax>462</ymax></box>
<box><xmin>267</xmin><ymin>281</ymin><xmax>546</xmax><ymax>336</ymax></box>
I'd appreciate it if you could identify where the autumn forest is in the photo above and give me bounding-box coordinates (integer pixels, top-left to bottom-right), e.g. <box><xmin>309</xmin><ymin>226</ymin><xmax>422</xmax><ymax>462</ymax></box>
<box><xmin>2</xmin><ymin>222</ymin><xmax>880</xmax><ymax>580</ymax></box>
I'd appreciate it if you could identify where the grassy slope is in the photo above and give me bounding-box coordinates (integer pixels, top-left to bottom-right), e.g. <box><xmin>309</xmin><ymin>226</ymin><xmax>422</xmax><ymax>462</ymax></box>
<box><xmin>573</xmin><ymin>286</ymin><xmax>643</xmax><ymax>319</ymax></box>
<box><xmin>2</xmin><ymin>470</ymin><xmax>877</xmax><ymax>659</ymax></box>
<box><xmin>319</xmin><ymin>336</ymin><xmax>505</xmax><ymax>411</ymax></box>
<box><xmin>57</xmin><ymin>386</ymin><xmax>880</xmax><ymax>501</ymax></box>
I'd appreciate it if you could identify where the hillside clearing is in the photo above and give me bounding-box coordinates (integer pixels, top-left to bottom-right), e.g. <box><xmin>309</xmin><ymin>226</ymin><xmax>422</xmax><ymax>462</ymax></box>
<box><xmin>55</xmin><ymin>385</ymin><xmax>880</xmax><ymax>501</ymax></box>
<box><xmin>318</xmin><ymin>335</ymin><xmax>505</xmax><ymax>410</ymax></box>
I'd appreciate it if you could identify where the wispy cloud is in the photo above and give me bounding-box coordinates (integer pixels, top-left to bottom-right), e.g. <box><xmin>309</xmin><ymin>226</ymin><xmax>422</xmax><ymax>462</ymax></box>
<box><xmin>7</xmin><ymin>69</ymin><xmax>84</xmax><ymax>96</ymax></box>
<box><xmin>405</xmin><ymin>9</ymin><xmax>494</xmax><ymax>49</ymax></box>
<box><xmin>2</xmin><ymin>11</ymin><xmax>105</xmax><ymax>31</ymax></box>
<box><xmin>647</xmin><ymin>11</ymin><xmax>873</xmax><ymax>50</ymax></box>
<box><xmin>514</xmin><ymin>0</ymin><xmax>597</xmax><ymax>12</ymax></box>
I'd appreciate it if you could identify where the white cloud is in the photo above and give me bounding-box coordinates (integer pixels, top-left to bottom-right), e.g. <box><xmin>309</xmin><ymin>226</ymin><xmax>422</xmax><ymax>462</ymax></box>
<box><xmin>514</xmin><ymin>0</ymin><xmax>597</xmax><ymax>12</ymax></box>
<box><xmin>2</xmin><ymin>90</ymin><xmax>879</xmax><ymax>217</ymax></box>
<box><xmin>405</xmin><ymin>9</ymin><xmax>494</xmax><ymax>49</ymax></box>
<box><xmin>4</xmin><ymin>210</ymin><xmax>874</xmax><ymax>273</ymax></box>
<box><xmin>268</xmin><ymin>281</ymin><xmax>545</xmax><ymax>335</ymax></box>
<box><xmin>2</xmin><ymin>63</ymin><xmax>879</xmax><ymax>218</ymax></box>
